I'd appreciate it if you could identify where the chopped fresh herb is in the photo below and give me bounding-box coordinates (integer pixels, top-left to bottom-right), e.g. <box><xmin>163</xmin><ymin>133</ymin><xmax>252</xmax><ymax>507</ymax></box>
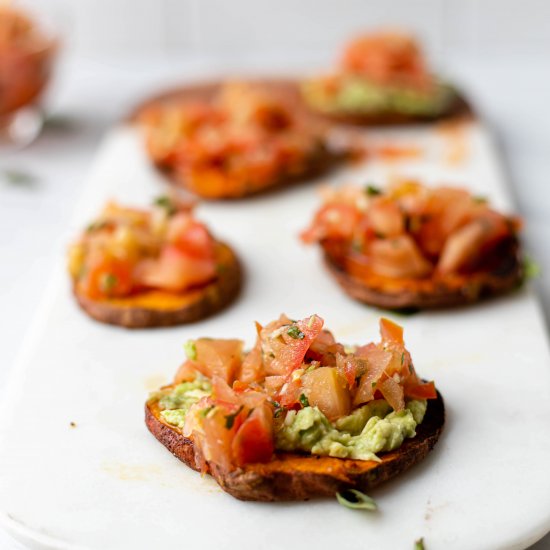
<box><xmin>270</xmin><ymin>400</ymin><xmax>284</xmax><ymax>418</ymax></box>
<box><xmin>414</xmin><ymin>538</ymin><xmax>425</xmax><ymax>550</ymax></box>
<box><xmin>200</xmin><ymin>405</ymin><xmax>215</xmax><ymax>418</ymax></box>
<box><xmin>224</xmin><ymin>405</ymin><xmax>244</xmax><ymax>429</ymax></box>
<box><xmin>299</xmin><ymin>393</ymin><xmax>310</xmax><ymax>408</ymax></box>
<box><xmin>351</xmin><ymin>239</ymin><xmax>363</xmax><ymax>252</ymax></box>
<box><xmin>524</xmin><ymin>256</ymin><xmax>541</xmax><ymax>279</ymax></box>
<box><xmin>86</xmin><ymin>220</ymin><xmax>108</xmax><ymax>233</ymax></box>
<box><xmin>183</xmin><ymin>340</ymin><xmax>197</xmax><ymax>361</ymax></box>
<box><xmin>287</xmin><ymin>325</ymin><xmax>305</xmax><ymax>339</ymax></box>
<box><xmin>336</xmin><ymin>489</ymin><xmax>377</xmax><ymax>511</ymax></box>
<box><xmin>365</xmin><ymin>184</ymin><xmax>381</xmax><ymax>196</ymax></box>
<box><xmin>473</xmin><ymin>195</ymin><xmax>487</xmax><ymax>204</ymax></box>
<box><xmin>401</xmin><ymin>352</ymin><xmax>405</xmax><ymax>365</ymax></box>
<box><xmin>3</xmin><ymin>169</ymin><xmax>37</xmax><ymax>186</ymax></box>
<box><xmin>153</xmin><ymin>195</ymin><xmax>177</xmax><ymax>215</ymax></box>
<box><xmin>307</xmin><ymin>315</ymin><xmax>317</xmax><ymax>328</ymax></box>
<box><xmin>100</xmin><ymin>273</ymin><xmax>117</xmax><ymax>293</ymax></box>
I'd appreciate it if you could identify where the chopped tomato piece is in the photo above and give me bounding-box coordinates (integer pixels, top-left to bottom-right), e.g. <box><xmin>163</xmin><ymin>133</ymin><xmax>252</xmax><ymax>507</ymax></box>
<box><xmin>353</xmin><ymin>345</ymin><xmax>392</xmax><ymax>406</ymax></box>
<box><xmin>377</xmin><ymin>377</ymin><xmax>405</xmax><ymax>411</ymax></box>
<box><xmin>200</xmin><ymin>406</ymin><xmax>241</xmax><ymax>471</ymax></box>
<box><xmin>80</xmin><ymin>256</ymin><xmax>133</xmax><ymax>299</ymax></box>
<box><xmin>173</xmin><ymin>360</ymin><xmax>200</xmax><ymax>384</ymax></box>
<box><xmin>195</xmin><ymin>339</ymin><xmax>243</xmax><ymax>385</ymax></box>
<box><xmin>379</xmin><ymin>318</ymin><xmax>404</xmax><ymax>345</ymax></box>
<box><xmin>135</xmin><ymin>244</ymin><xmax>216</xmax><ymax>292</ymax></box>
<box><xmin>306</xmin><ymin>330</ymin><xmax>345</xmax><ymax>365</ymax></box>
<box><xmin>302</xmin><ymin>366</ymin><xmax>351</xmax><ymax>420</ymax></box>
<box><xmin>238</xmin><ymin>339</ymin><xmax>263</xmax><ymax>384</ymax></box>
<box><xmin>168</xmin><ymin>213</ymin><xmax>215</xmax><ymax>260</ymax></box>
<box><xmin>262</xmin><ymin>314</ymin><xmax>324</xmax><ymax>377</ymax></box>
<box><xmin>232</xmin><ymin>405</ymin><xmax>274</xmax><ymax>466</ymax></box>
<box><xmin>405</xmin><ymin>380</ymin><xmax>437</xmax><ymax>400</ymax></box>
<box><xmin>301</xmin><ymin>204</ymin><xmax>362</xmax><ymax>243</ymax></box>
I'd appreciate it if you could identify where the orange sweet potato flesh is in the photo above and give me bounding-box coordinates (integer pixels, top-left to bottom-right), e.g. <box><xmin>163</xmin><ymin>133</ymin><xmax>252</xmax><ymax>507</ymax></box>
<box><xmin>321</xmin><ymin>237</ymin><xmax>524</xmax><ymax>310</ymax></box>
<box><xmin>73</xmin><ymin>242</ymin><xmax>241</xmax><ymax>328</ymax></box>
<box><xmin>145</xmin><ymin>388</ymin><xmax>445</xmax><ymax>501</ymax></box>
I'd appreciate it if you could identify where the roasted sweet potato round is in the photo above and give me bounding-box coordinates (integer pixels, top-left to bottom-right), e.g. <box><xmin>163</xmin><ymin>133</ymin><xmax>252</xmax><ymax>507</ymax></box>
<box><xmin>145</xmin><ymin>388</ymin><xmax>445</xmax><ymax>502</ymax></box>
<box><xmin>133</xmin><ymin>80</ymin><xmax>343</xmax><ymax>200</ymax></box>
<box><xmin>73</xmin><ymin>241</ymin><xmax>241</xmax><ymax>328</ymax></box>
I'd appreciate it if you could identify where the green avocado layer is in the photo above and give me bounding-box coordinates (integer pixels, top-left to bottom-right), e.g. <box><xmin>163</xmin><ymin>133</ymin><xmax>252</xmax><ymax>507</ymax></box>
<box><xmin>302</xmin><ymin>76</ymin><xmax>455</xmax><ymax>117</ymax></box>
<box><xmin>154</xmin><ymin>381</ymin><xmax>427</xmax><ymax>462</ymax></box>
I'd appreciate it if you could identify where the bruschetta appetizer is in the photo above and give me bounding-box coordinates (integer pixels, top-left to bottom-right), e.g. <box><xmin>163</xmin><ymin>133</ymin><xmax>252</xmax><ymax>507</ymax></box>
<box><xmin>68</xmin><ymin>196</ymin><xmax>241</xmax><ymax>328</ymax></box>
<box><xmin>138</xmin><ymin>80</ymin><xmax>337</xmax><ymax>199</ymax></box>
<box><xmin>146</xmin><ymin>314</ymin><xmax>444</xmax><ymax>501</ymax></box>
<box><xmin>302</xmin><ymin>182</ymin><xmax>523</xmax><ymax>309</ymax></box>
<box><xmin>302</xmin><ymin>31</ymin><xmax>466</xmax><ymax>125</ymax></box>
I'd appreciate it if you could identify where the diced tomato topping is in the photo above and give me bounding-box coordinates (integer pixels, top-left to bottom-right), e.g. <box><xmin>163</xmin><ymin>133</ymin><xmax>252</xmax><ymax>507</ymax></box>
<box><xmin>265</xmin><ymin>314</ymin><xmax>324</xmax><ymax>377</ymax></box>
<box><xmin>168</xmin><ymin>213</ymin><xmax>215</xmax><ymax>260</ymax></box>
<box><xmin>231</xmin><ymin>405</ymin><xmax>274</xmax><ymax>466</ymax></box>
<box><xmin>177</xmin><ymin>314</ymin><xmax>437</xmax><ymax>471</ymax></box>
<box><xmin>195</xmin><ymin>339</ymin><xmax>243</xmax><ymax>385</ymax></box>
<box><xmin>135</xmin><ymin>244</ymin><xmax>216</xmax><ymax>292</ymax></box>
<box><xmin>377</xmin><ymin>377</ymin><xmax>405</xmax><ymax>411</ymax></box>
<box><xmin>380</xmin><ymin>318</ymin><xmax>404</xmax><ymax>345</ymax></box>
<box><xmin>405</xmin><ymin>380</ymin><xmax>437</xmax><ymax>400</ymax></box>
<box><xmin>173</xmin><ymin>360</ymin><xmax>200</xmax><ymax>384</ymax></box>
<box><xmin>301</xmin><ymin>204</ymin><xmax>362</xmax><ymax>244</ymax></box>
<box><xmin>238</xmin><ymin>339</ymin><xmax>264</xmax><ymax>384</ymax></box>
<box><xmin>306</xmin><ymin>330</ymin><xmax>345</xmax><ymax>365</ymax></box>
<box><xmin>80</xmin><ymin>256</ymin><xmax>133</xmax><ymax>299</ymax></box>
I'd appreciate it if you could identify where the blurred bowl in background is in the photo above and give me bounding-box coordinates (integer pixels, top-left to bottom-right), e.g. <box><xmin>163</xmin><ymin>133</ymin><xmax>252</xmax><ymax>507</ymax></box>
<box><xmin>0</xmin><ymin>1</ymin><xmax>58</xmax><ymax>148</ymax></box>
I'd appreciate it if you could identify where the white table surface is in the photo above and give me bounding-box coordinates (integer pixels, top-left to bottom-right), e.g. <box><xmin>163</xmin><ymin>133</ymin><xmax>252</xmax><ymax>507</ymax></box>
<box><xmin>0</xmin><ymin>52</ymin><xmax>549</xmax><ymax>550</ymax></box>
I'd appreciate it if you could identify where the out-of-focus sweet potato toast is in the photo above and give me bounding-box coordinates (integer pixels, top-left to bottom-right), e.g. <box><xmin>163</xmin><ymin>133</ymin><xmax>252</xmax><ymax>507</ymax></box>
<box><xmin>146</xmin><ymin>314</ymin><xmax>444</xmax><ymax>501</ymax></box>
<box><xmin>136</xmin><ymin>80</ymin><xmax>342</xmax><ymax>199</ymax></box>
<box><xmin>302</xmin><ymin>30</ymin><xmax>470</xmax><ymax>125</ymax></box>
<box><xmin>302</xmin><ymin>182</ymin><xmax>523</xmax><ymax>309</ymax></box>
<box><xmin>68</xmin><ymin>196</ymin><xmax>241</xmax><ymax>328</ymax></box>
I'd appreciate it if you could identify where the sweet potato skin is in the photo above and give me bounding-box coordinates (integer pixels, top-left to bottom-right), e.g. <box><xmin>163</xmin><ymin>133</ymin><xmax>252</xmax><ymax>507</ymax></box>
<box><xmin>321</xmin><ymin>237</ymin><xmax>524</xmax><ymax>310</ymax></box>
<box><xmin>73</xmin><ymin>241</ymin><xmax>241</xmax><ymax>328</ymax></box>
<box><xmin>145</xmin><ymin>390</ymin><xmax>445</xmax><ymax>501</ymax></box>
<box><xmin>131</xmin><ymin>80</ymin><xmax>342</xmax><ymax>200</ymax></box>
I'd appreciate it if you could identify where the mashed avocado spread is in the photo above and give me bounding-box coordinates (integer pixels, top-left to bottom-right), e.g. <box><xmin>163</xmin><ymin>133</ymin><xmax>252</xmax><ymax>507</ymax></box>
<box><xmin>154</xmin><ymin>380</ymin><xmax>427</xmax><ymax>462</ymax></box>
<box><xmin>303</xmin><ymin>76</ymin><xmax>455</xmax><ymax>117</ymax></box>
<box><xmin>276</xmin><ymin>399</ymin><xmax>426</xmax><ymax>462</ymax></box>
<box><xmin>154</xmin><ymin>377</ymin><xmax>212</xmax><ymax>429</ymax></box>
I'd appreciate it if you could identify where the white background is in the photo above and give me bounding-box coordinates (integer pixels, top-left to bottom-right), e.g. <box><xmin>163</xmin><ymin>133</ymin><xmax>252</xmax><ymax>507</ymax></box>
<box><xmin>1</xmin><ymin>1</ymin><xmax>549</xmax><ymax>548</ymax></box>
<box><xmin>19</xmin><ymin>0</ymin><xmax>550</xmax><ymax>59</ymax></box>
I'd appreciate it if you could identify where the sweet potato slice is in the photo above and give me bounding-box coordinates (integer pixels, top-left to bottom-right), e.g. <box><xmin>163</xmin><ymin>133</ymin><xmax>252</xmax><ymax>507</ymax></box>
<box><xmin>131</xmin><ymin>80</ymin><xmax>343</xmax><ymax>200</ymax></box>
<box><xmin>145</xmin><ymin>389</ymin><xmax>445</xmax><ymax>501</ymax></box>
<box><xmin>73</xmin><ymin>241</ymin><xmax>241</xmax><ymax>328</ymax></box>
<box><xmin>321</xmin><ymin>237</ymin><xmax>524</xmax><ymax>310</ymax></box>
